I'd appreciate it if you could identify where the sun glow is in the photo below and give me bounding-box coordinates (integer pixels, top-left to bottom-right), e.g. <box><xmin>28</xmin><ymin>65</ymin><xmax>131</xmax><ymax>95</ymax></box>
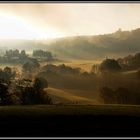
<box><xmin>0</xmin><ymin>12</ymin><xmax>60</xmax><ymax>40</ymax></box>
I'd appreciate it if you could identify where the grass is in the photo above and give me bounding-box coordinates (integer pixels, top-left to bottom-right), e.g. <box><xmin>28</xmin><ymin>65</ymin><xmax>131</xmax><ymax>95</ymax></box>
<box><xmin>47</xmin><ymin>87</ymin><xmax>99</xmax><ymax>105</ymax></box>
<box><xmin>0</xmin><ymin>104</ymin><xmax>140</xmax><ymax>137</ymax></box>
<box><xmin>0</xmin><ymin>104</ymin><xmax>140</xmax><ymax>117</ymax></box>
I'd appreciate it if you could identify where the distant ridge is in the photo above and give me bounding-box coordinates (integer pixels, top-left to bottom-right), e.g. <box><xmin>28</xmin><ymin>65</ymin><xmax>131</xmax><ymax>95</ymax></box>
<box><xmin>1</xmin><ymin>28</ymin><xmax>140</xmax><ymax>60</ymax></box>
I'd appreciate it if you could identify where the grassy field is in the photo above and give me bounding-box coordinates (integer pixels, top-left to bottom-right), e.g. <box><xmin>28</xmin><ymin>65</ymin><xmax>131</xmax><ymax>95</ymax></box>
<box><xmin>0</xmin><ymin>105</ymin><xmax>140</xmax><ymax>137</ymax></box>
<box><xmin>0</xmin><ymin>104</ymin><xmax>140</xmax><ymax>116</ymax></box>
<box><xmin>47</xmin><ymin>87</ymin><xmax>99</xmax><ymax>105</ymax></box>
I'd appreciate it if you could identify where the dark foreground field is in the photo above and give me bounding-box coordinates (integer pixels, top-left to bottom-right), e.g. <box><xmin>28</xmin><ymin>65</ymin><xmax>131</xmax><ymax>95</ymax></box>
<box><xmin>0</xmin><ymin>105</ymin><xmax>140</xmax><ymax>137</ymax></box>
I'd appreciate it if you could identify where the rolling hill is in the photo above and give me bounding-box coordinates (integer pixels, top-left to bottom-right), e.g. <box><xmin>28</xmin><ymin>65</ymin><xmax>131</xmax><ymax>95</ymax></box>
<box><xmin>1</xmin><ymin>28</ymin><xmax>140</xmax><ymax>60</ymax></box>
<box><xmin>44</xmin><ymin>28</ymin><xmax>140</xmax><ymax>60</ymax></box>
<box><xmin>46</xmin><ymin>87</ymin><xmax>99</xmax><ymax>105</ymax></box>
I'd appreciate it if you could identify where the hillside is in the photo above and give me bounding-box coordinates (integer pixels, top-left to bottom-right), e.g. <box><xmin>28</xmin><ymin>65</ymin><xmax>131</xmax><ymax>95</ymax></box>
<box><xmin>1</xmin><ymin>28</ymin><xmax>140</xmax><ymax>60</ymax></box>
<box><xmin>47</xmin><ymin>87</ymin><xmax>99</xmax><ymax>105</ymax></box>
<box><xmin>44</xmin><ymin>28</ymin><xmax>140</xmax><ymax>60</ymax></box>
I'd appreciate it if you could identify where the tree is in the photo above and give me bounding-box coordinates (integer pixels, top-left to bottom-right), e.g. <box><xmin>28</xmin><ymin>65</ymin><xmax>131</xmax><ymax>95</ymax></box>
<box><xmin>137</xmin><ymin>70</ymin><xmax>140</xmax><ymax>79</ymax></box>
<box><xmin>33</xmin><ymin>77</ymin><xmax>48</xmax><ymax>90</ymax></box>
<box><xmin>99</xmin><ymin>58</ymin><xmax>121</xmax><ymax>73</ymax></box>
<box><xmin>20</xmin><ymin>77</ymin><xmax>52</xmax><ymax>105</ymax></box>
<box><xmin>99</xmin><ymin>87</ymin><xmax>116</xmax><ymax>104</ymax></box>
<box><xmin>99</xmin><ymin>86</ymin><xmax>140</xmax><ymax>105</ymax></box>
<box><xmin>22</xmin><ymin>59</ymin><xmax>40</xmax><ymax>72</ymax></box>
<box><xmin>20</xmin><ymin>50</ymin><xmax>27</xmax><ymax>59</ymax></box>
<box><xmin>33</xmin><ymin>50</ymin><xmax>53</xmax><ymax>60</ymax></box>
<box><xmin>0</xmin><ymin>82</ymin><xmax>13</xmax><ymax>105</ymax></box>
<box><xmin>115</xmin><ymin>87</ymin><xmax>130</xmax><ymax>104</ymax></box>
<box><xmin>0</xmin><ymin>67</ymin><xmax>16</xmax><ymax>82</ymax></box>
<box><xmin>131</xmin><ymin>52</ymin><xmax>140</xmax><ymax>68</ymax></box>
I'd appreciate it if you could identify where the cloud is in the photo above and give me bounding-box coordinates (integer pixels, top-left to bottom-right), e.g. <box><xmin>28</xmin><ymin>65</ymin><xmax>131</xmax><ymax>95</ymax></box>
<box><xmin>0</xmin><ymin>3</ymin><xmax>140</xmax><ymax>38</ymax></box>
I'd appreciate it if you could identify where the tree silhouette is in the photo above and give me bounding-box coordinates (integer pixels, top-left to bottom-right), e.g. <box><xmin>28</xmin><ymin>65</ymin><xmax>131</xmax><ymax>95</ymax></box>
<box><xmin>99</xmin><ymin>59</ymin><xmax>121</xmax><ymax>73</ymax></box>
<box><xmin>22</xmin><ymin>59</ymin><xmax>40</xmax><ymax>72</ymax></box>
<box><xmin>33</xmin><ymin>77</ymin><xmax>48</xmax><ymax>90</ymax></box>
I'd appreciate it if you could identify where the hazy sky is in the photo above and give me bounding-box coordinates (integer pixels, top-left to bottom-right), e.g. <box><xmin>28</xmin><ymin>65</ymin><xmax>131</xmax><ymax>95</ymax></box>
<box><xmin>0</xmin><ymin>3</ymin><xmax>140</xmax><ymax>39</ymax></box>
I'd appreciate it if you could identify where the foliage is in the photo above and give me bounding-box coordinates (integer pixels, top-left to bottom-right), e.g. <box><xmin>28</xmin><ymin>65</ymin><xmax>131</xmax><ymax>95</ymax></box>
<box><xmin>20</xmin><ymin>79</ymin><xmax>52</xmax><ymax>105</ymax></box>
<box><xmin>117</xmin><ymin>52</ymin><xmax>140</xmax><ymax>70</ymax></box>
<box><xmin>22</xmin><ymin>59</ymin><xmax>40</xmax><ymax>72</ymax></box>
<box><xmin>33</xmin><ymin>77</ymin><xmax>48</xmax><ymax>90</ymax></box>
<box><xmin>41</xmin><ymin>64</ymin><xmax>81</xmax><ymax>75</ymax></box>
<box><xmin>0</xmin><ymin>66</ymin><xmax>52</xmax><ymax>105</ymax></box>
<box><xmin>100</xmin><ymin>86</ymin><xmax>140</xmax><ymax>105</ymax></box>
<box><xmin>99</xmin><ymin>59</ymin><xmax>121</xmax><ymax>73</ymax></box>
<box><xmin>33</xmin><ymin>50</ymin><xmax>53</xmax><ymax>60</ymax></box>
<box><xmin>0</xmin><ymin>67</ymin><xmax>16</xmax><ymax>82</ymax></box>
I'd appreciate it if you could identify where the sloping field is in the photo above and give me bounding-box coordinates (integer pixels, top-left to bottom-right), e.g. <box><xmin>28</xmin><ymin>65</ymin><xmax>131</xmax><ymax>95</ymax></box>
<box><xmin>0</xmin><ymin>104</ymin><xmax>140</xmax><ymax>116</ymax></box>
<box><xmin>47</xmin><ymin>87</ymin><xmax>99</xmax><ymax>105</ymax></box>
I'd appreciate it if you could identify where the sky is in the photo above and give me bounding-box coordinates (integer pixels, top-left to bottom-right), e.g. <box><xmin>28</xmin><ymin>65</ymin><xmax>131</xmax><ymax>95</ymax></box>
<box><xmin>0</xmin><ymin>3</ymin><xmax>140</xmax><ymax>39</ymax></box>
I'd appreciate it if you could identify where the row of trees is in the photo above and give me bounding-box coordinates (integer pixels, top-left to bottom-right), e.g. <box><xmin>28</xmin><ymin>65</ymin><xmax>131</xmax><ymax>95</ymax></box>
<box><xmin>0</xmin><ymin>49</ymin><xmax>54</xmax><ymax>64</ymax></box>
<box><xmin>117</xmin><ymin>52</ymin><xmax>140</xmax><ymax>70</ymax></box>
<box><xmin>0</xmin><ymin>49</ymin><xmax>32</xmax><ymax>64</ymax></box>
<box><xmin>6</xmin><ymin>49</ymin><xmax>26</xmax><ymax>58</ymax></box>
<box><xmin>40</xmin><ymin>64</ymin><xmax>81</xmax><ymax>75</ymax></box>
<box><xmin>100</xmin><ymin>86</ymin><xmax>140</xmax><ymax>104</ymax></box>
<box><xmin>91</xmin><ymin>52</ymin><xmax>140</xmax><ymax>74</ymax></box>
<box><xmin>33</xmin><ymin>50</ymin><xmax>53</xmax><ymax>61</ymax></box>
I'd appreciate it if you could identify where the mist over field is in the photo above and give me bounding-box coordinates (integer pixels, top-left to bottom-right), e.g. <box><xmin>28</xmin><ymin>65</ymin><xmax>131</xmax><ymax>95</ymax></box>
<box><xmin>0</xmin><ymin>27</ymin><xmax>140</xmax><ymax>105</ymax></box>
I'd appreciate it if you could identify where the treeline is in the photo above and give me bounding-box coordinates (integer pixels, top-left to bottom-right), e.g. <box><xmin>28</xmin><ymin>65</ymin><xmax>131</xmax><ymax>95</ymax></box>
<box><xmin>0</xmin><ymin>49</ymin><xmax>29</xmax><ymax>64</ymax></box>
<box><xmin>38</xmin><ymin>64</ymin><xmax>96</xmax><ymax>79</ymax></box>
<box><xmin>100</xmin><ymin>86</ymin><xmax>140</xmax><ymax>105</ymax></box>
<box><xmin>40</xmin><ymin>64</ymin><xmax>81</xmax><ymax>75</ymax></box>
<box><xmin>91</xmin><ymin>52</ymin><xmax>140</xmax><ymax>74</ymax></box>
<box><xmin>33</xmin><ymin>50</ymin><xmax>53</xmax><ymax>61</ymax></box>
<box><xmin>0</xmin><ymin>49</ymin><xmax>54</xmax><ymax>64</ymax></box>
<box><xmin>117</xmin><ymin>52</ymin><xmax>140</xmax><ymax>70</ymax></box>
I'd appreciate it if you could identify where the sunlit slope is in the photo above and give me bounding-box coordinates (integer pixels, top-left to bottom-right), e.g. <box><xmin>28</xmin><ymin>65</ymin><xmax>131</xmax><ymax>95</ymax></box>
<box><xmin>46</xmin><ymin>87</ymin><xmax>99</xmax><ymax>105</ymax></box>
